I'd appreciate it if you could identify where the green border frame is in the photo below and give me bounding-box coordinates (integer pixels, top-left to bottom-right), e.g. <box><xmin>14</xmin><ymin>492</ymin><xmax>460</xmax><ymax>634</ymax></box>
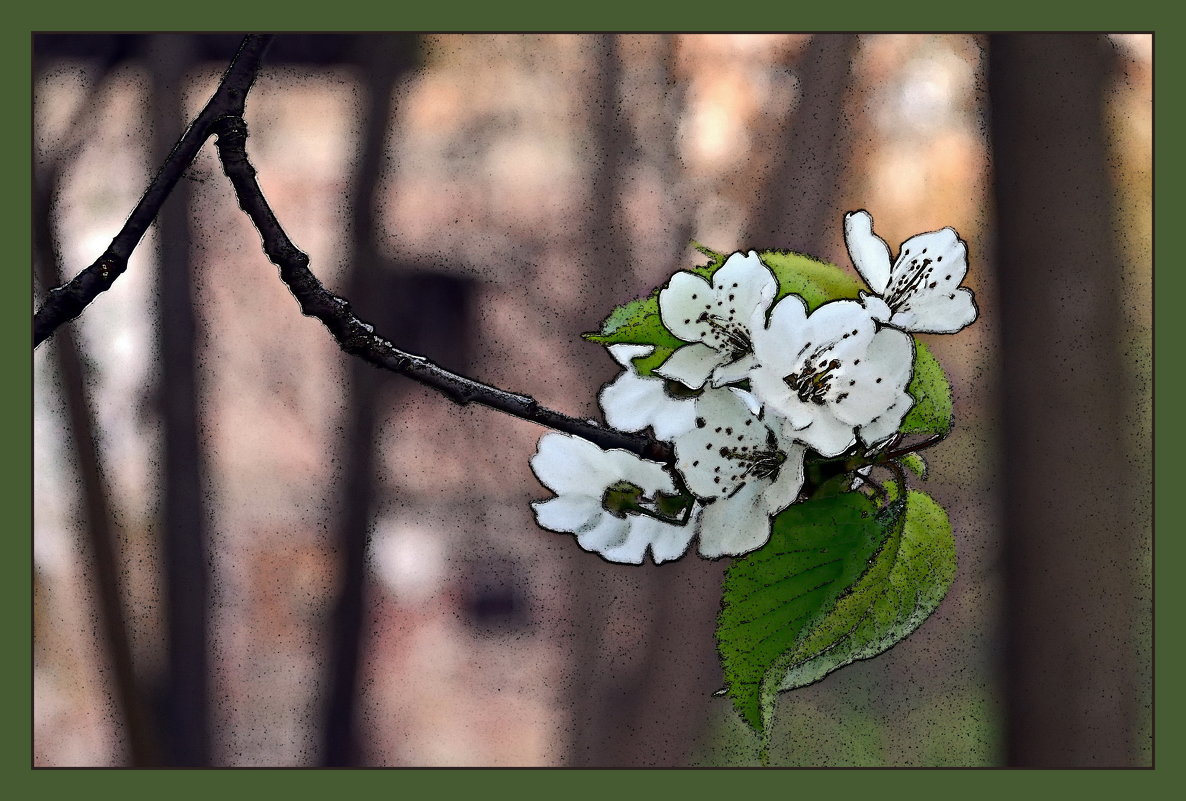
<box><xmin>9</xmin><ymin>2</ymin><xmax>1171</xmax><ymax>796</ymax></box>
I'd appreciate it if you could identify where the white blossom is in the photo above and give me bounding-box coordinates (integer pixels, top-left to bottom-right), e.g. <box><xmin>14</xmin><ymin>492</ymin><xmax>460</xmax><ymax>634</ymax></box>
<box><xmin>598</xmin><ymin>344</ymin><xmax>697</xmax><ymax>441</ymax></box>
<box><xmin>672</xmin><ymin>388</ymin><xmax>806</xmax><ymax>558</ymax></box>
<box><xmin>530</xmin><ymin>433</ymin><xmax>693</xmax><ymax>564</ymax></box>
<box><xmin>655</xmin><ymin>251</ymin><xmax>777</xmax><ymax>389</ymax></box>
<box><xmin>844</xmin><ymin>210</ymin><xmax>978</xmax><ymax>335</ymax></box>
<box><xmin>749</xmin><ymin>296</ymin><xmax>915</xmax><ymax>457</ymax></box>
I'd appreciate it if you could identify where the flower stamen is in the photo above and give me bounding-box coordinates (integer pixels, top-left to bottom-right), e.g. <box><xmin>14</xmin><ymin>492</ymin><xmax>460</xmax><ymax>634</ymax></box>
<box><xmin>697</xmin><ymin>312</ymin><xmax>752</xmax><ymax>361</ymax></box>
<box><xmin>782</xmin><ymin>358</ymin><xmax>842</xmax><ymax>405</ymax></box>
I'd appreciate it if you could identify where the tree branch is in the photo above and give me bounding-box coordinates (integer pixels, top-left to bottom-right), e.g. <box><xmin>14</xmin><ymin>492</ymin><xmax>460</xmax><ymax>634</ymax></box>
<box><xmin>32</xmin><ymin>34</ymin><xmax>273</xmax><ymax>348</ymax></box>
<box><xmin>211</xmin><ymin>114</ymin><xmax>674</xmax><ymax>465</ymax></box>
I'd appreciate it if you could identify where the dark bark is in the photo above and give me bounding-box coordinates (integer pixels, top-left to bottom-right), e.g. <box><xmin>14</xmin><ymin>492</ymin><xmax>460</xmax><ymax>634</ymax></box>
<box><xmin>744</xmin><ymin>34</ymin><xmax>858</xmax><ymax>254</ymax></box>
<box><xmin>211</xmin><ymin>113</ymin><xmax>671</xmax><ymax>465</ymax></box>
<box><xmin>151</xmin><ymin>34</ymin><xmax>210</xmax><ymax>767</ymax></box>
<box><xmin>33</xmin><ymin>34</ymin><xmax>272</xmax><ymax>348</ymax></box>
<box><xmin>990</xmin><ymin>33</ymin><xmax>1146</xmax><ymax>767</ymax></box>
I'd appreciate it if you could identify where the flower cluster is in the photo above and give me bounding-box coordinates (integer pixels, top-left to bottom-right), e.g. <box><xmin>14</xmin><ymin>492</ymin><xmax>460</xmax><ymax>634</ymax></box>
<box><xmin>531</xmin><ymin>211</ymin><xmax>977</xmax><ymax>564</ymax></box>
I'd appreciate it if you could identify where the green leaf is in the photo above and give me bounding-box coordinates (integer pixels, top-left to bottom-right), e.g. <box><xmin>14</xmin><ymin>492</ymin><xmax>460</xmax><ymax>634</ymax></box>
<box><xmin>772</xmin><ymin>487</ymin><xmax>954</xmax><ymax>694</ymax></box>
<box><xmin>900</xmin><ymin>452</ymin><xmax>928</xmax><ymax>480</ymax></box>
<box><xmin>717</xmin><ymin>487</ymin><xmax>957</xmax><ymax>760</ymax></box>
<box><xmin>716</xmin><ymin>492</ymin><xmax>894</xmax><ymax>733</ymax></box>
<box><xmin>900</xmin><ymin>340</ymin><xmax>953</xmax><ymax>436</ymax></box>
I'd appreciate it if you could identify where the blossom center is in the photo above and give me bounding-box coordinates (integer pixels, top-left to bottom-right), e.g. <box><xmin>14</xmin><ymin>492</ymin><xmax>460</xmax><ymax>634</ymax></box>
<box><xmin>884</xmin><ymin>248</ymin><xmax>936</xmax><ymax>307</ymax></box>
<box><xmin>697</xmin><ymin>311</ymin><xmax>752</xmax><ymax>362</ymax></box>
<box><xmin>718</xmin><ymin>445</ymin><xmax>786</xmax><ymax>485</ymax></box>
<box><xmin>783</xmin><ymin>358</ymin><xmax>841</xmax><ymax>405</ymax></box>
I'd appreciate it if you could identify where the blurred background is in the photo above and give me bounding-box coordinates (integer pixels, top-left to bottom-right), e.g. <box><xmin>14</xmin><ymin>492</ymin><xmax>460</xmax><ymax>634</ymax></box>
<box><xmin>31</xmin><ymin>33</ymin><xmax>1151</xmax><ymax>767</ymax></box>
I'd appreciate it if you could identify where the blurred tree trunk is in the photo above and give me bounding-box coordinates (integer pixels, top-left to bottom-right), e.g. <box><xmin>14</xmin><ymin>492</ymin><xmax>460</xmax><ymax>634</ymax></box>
<box><xmin>320</xmin><ymin>34</ymin><xmax>416</xmax><ymax>767</ymax></box>
<box><xmin>151</xmin><ymin>34</ymin><xmax>210</xmax><ymax>766</ymax></box>
<box><xmin>990</xmin><ymin>33</ymin><xmax>1145</xmax><ymax>767</ymax></box>
<box><xmin>33</xmin><ymin>57</ymin><xmax>158</xmax><ymax>765</ymax></box>
<box><xmin>564</xmin><ymin>32</ymin><xmax>630</xmax><ymax>767</ymax></box>
<box><xmin>563</xmin><ymin>35</ymin><xmax>725</xmax><ymax>768</ymax></box>
<box><xmin>744</xmin><ymin>34</ymin><xmax>858</xmax><ymax>253</ymax></box>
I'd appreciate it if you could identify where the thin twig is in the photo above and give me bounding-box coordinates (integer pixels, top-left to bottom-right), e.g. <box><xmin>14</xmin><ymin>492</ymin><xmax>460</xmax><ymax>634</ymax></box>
<box><xmin>878</xmin><ymin>432</ymin><xmax>946</xmax><ymax>462</ymax></box>
<box><xmin>211</xmin><ymin>114</ymin><xmax>674</xmax><ymax>465</ymax></box>
<box><xmin>33</xmin><ymin>34</ymin><xmax>274</xmax><ymax>348</ymax></box>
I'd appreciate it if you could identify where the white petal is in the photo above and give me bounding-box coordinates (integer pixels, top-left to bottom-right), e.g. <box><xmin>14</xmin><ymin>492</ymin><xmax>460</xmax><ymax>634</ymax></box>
<box><xmin>596</xmin><ymin>518</ymin><xmax>657</xmax><ymax>565</ymax></box>
<box><xmin>601</xmin><ymin>345</ymin><xmax>697</xmax><ymax>439</ymax></box>
<box><xmin>753</xmin><ymin>294</ymin><xmax>810</xmax><ymax>374</ymax></box>
<box><xmin>604</xmin><ymin>516</ymin><xmax>692</xmax><ymax>565</ymax></box>
<box><xmin>828</xmin><ymin>327</ymin><xmax>915</xmax><ymax>427</ymax></box>
<box><xmin>673</xmin><ymin>389</ymin><xmax>770</xmax><ymax>498</ymax></box>
<box><xmin>860</xmin><ymin>291</ymin><xmax>892</xmax><ymax>323</ymax></box>
<box><xmin>697</xmin><ymin>484</ymin><xmax>772</xmax><ymax>558</ymax></box>
<box><xmin>762</xmin><ymin>442</ymin><xmax>806</xmax><ymax>515</ymax></box>
<box><xmin>858</xmin><ymin>392</ymin><xmax>913</xmax><ymax>447</ymax></box>
<box><xmin>658</xmin><ymin>271</ymin><xmax>716</xmax><ymax>343</ymax></box>
<box><xmin>795</xmin><ymin>412</ymin><xmax>858</xmax><ymax>458</ymax></box>
<box><xmin>712</xmin><ymin>251</ymin><xmax>778</xmax><ymax>324</ymax></box>
<box><xmin>729</xmin><ymin>387</ymin><xmax>763</xmax><ymax>416</ymax></box>
<box><xmin>575</xmin><ymin>514</ymin><xmax>632</xmax><ymax>556</ymax></box>
<box><xmin>650</xmin><ymin>400</ymin><xmax>699</xmax><ymax>442</ymax></box>
<box><xmin>605</xmin><ymin>448</ymin><xmax>677</xmax><ymax>495</ymax></box>
<box><xmin>646</xmin><ymin>514</ymin><xmax>697</xmax><ymax>564</ymax></box>
<box><xmin>530</xmin><ymin>433</ymin><xmax>615</xmax><ymax>495</ymax></box>
<box><xmin>654</xmin><ymin>342</ymin><xmax>722</xmax><ymax>390</ymax></box>
<box><xmin>607</xmin><ymin>343</ymin><xmax>654</xmax><ymax>367</ymax></box>
<box><xmin>845</xmin><ymin>211</ymin><xmax>892</xmax><ymax>295</ymax></box>
<box><xmin>710</xmin><ymin>353</ymin><xmax>757</xmax><ymax>387</ymax></box>
<box><xmin>890</xmin><ymin>286</ymin><xmax>978</xmax><ymax>335</ymax></box>
<box><xmin>600</xmin><ymin>371</ymin><xmax>667</xmax><ymax>433</ymax></box>
<box><xmin>532</xmin><ymin>495</ymin><xmax>603</xmax><ymax>534</ymax></box>
<box><xmin>883</xmin><ymin>227</ymin><xmax>975</xmax><ymax>333</ymax></box>
<box><xmin>749</xmin><ymin>366</ymin><xmax>809</xmax><ymax>429</ymax></box>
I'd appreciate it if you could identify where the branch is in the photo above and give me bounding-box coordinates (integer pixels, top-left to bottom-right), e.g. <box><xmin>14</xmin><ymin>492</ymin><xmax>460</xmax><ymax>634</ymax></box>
<box><xmin>32</xmin><ymin>34</ymin><xmax>274</xmax><ymax>348</ymax></box>
<box><xmin>878</xmin><ymin>432</ymin><xmax>947</xmax><ymax>462</ymax></box>
<box><xmin>211</xmin><ymin>114</ymin><xmax>674</xmax><ymax>465</ymax></box>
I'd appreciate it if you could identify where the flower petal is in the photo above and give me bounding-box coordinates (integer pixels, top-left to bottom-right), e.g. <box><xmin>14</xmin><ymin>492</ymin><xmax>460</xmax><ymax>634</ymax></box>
<box><xmin>601</xmin><ymin>344</ymin><xmax>698</xmax><ymax>440</ymax></box>
<box><xmin>711</xmin><ymin>251</ymin><xmax>778</xmax><ymax>325</ymax></box>
<box><xmin>575</xmin><ymin>514</ymin><xmax>632</xmax><ymax>557</ymax></box>
<box><xmin>762</xmin><ymin>442</ymin><xmax>806</xmax><ymax>515</ymax></box>
<box><xmin>532</xmin><ymin>495</ymin><xmax>603</xmax><ymax>534</ymax></box>
<box><xmin>596</xmin><ymin>520</ymin><xmax>658</xmax><ymax>565</ymax></box>
<box><xmin>753</xmin><ymin>293</ymin><xmax>810</xmax><ymax>374</ymax></box>
<box><xmin>673</xmin><ymin>389</ymin><xmax>771</xmax><ymax>499</ymax></box>
<box><xmin>890</xmin><ymin>286</ymin><xmax>978</xmax><ymax>335</ymax></box>
<box><xmin>883</xmin><ymin>227</ymin><xmax>975</xmax><ymax>333</ymax></box>
<box><xmin>654</xmin><ymin>342</ymin><xmax>722</xmax><ymax>390</ymax></box>
<box><xmin>793</xmin><ymin>412</ymin><xmax>857</xmax><ymax>458</ymax></box>
<box><xmin>658</xmin><ymin>271</ymin><xmax>715</xmax><ymax>343</ymax></box>
<box><xmin>604</xmin><ymin>448</ymin><xmax>676</xmax><ymax>495</ymax></box>
<box><xmin>827</xmin><ymin>326</ymin><xmax>914</xmax><ymax>427</ymax></box>
<box><xmin>530</xmin><ymin>433</ymin><xmax>613</xmax><ymax>495</ymax></box>
<box><xmin>697</xmin><ymin>483</ymin><xmax>772</xmax><ymax>558</ymax></box>
<box><xmin>845</xmin><ymin>210</ymin><xmax>892</xmax><ymax>295</ymax></box>
<box><xmin>607</xmin><ymin>343</ymin><xmax>655</xmax><ymax>368</ymax></box>
<box><xmin>646</xmin><ymin>515</ymin><xmax>697</xmax><ymax>564</ymax></box>
<box><xmin>858</xmin><ymin>392</ymin><xmax>913</xmax><ymax>447</ymax></box>
<box><xmin>710</xmin><ymin>353</ymin><xmax>757</xmax><ymax>387</ymax></box>
<box><xmin>860</xmin><ymin>291</ymin><xmax>892</xmax><ymax>324</ymax></box>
